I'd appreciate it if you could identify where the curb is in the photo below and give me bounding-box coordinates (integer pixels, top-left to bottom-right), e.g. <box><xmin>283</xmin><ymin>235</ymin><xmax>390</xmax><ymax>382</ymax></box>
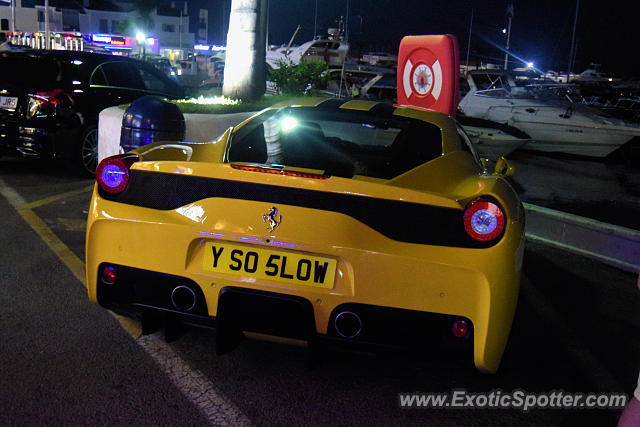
<box><xmin>524</xmin><ymin>202</ymin><xmax>640</xmax><ymax>274</ymax></box>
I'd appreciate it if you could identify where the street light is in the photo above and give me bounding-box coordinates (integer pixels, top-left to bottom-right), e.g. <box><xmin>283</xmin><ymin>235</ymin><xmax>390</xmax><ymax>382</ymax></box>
<box><xmin>136</xmin><ymin>31</ymin><xmax>146</xmax><ymax>60</ymax></box>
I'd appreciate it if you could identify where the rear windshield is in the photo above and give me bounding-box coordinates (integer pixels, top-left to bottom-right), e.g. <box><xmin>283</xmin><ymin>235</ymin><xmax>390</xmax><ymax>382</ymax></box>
<box><xmin>0</xmin><ymin>55</ymin><xmax>64</xmax><ymax>91</ymax></box>
<box><xmin>227</xmin><ymin>106</ymin><xmax>443</xmax><ymax>179</ymax></box>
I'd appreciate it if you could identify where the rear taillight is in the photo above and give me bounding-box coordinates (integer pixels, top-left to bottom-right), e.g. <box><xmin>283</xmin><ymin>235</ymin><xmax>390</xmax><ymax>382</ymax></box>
<box><xmin>95</xmin><ymin>154</ymin><xmax>138</xmax><ymax>194</ymax></box>
<box><xmin>27</xmin><ymin>89</ymin><xmax>70</xmax><ymax>117</ymax></box>
<box><xmin>463</xmin><ymin>198</ymin><xmax>505</xmax><ymax>241</ymax></box>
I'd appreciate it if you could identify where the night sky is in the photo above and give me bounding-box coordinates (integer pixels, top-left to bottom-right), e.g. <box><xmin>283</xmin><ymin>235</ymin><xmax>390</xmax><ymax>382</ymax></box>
<box><xmin>190</xmin><ymin>0</ymin><xmax>637</xmax><ymax>77</ymax></box>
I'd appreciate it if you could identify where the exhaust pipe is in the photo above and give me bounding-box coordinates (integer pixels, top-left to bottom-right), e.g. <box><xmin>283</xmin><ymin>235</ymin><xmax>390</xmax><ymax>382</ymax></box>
<box><xmin>334</xmin><ymin>311</ymin><xmax>362</xmax><ymax>338</ymax></box>
<box><xmin>170</xmin><ymin>285</ymin><xmax>196</xmax><ymax>312</ymax></box>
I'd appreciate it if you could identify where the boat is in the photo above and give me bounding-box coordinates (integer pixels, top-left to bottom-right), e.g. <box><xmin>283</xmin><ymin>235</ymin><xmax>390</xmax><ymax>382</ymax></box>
<box><xmin>315</xmin><ymin>64</ymin><xmax>396</xmax><ymax>100</ymax></box>
<box><xmin>266</xmin><ymin>28</ymin><xmax>349</xmax><ymax>70</ymax></box>
<box><xmin>360</xmin><ymin>51</ymin><xmax>398</xmax><ymax>68</ymax></box>
<box><xmin>458</xmin><ymin>69</ymin><xmax>640</xmax><ymax>157</ymax></box>
<box><xmin>457</xmin><ymin>114</ymin><xmax>531</xmax><ymax>159</ymax></box>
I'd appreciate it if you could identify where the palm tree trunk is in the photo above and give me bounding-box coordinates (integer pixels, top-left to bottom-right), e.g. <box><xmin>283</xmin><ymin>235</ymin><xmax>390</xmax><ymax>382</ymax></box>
<box><xmin>223</xmin><ymin>0</ymin><xmax>268</xmax><ymax>100</ymax></box>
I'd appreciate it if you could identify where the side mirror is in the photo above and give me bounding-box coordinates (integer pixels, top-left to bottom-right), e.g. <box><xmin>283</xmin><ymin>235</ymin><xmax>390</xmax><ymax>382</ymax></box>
<box><xmin>480</xmin><ymin>157</ymin><xmax>490</xmax><ymax>170</ymax></box>
<box><xmin>494</xmin><ymin>156</ymin><xmax>515</xmax><ymax>177</ymax></box>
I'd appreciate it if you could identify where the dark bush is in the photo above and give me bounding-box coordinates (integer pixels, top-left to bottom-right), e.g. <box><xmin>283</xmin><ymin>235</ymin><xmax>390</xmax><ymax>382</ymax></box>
<box><xmin>269</xmin><ymin>60</ymin><xmax>329</xmax><ymax>95</ymax></box>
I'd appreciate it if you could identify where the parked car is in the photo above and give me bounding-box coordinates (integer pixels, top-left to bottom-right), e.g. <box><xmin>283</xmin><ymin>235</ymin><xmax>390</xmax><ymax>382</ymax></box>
<box><xmin>0</xmin><ymin>50</ymin><xmax>185</xmax><ymax>175</ymax></box>
<box><xmin>129</xmin><ymin>53</ymin><xmax>179</xmax><ymax>79</ymax></box>
<box><xmin>87</xmin><ymin>97</ymin><xmax>525</xmax><ymax>373</ymax></box>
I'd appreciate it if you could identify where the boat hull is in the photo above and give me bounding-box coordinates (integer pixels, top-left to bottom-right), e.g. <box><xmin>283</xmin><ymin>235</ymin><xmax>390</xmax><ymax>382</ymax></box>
<box><xmin>511</xmin><ymin>120</ymin><xmax>635</xmax><ymax>157</ymax></box>
<box><xmin>461</xmin><ymin>125</ymin><xmax>529</xmax><ymax>158</ymax></box>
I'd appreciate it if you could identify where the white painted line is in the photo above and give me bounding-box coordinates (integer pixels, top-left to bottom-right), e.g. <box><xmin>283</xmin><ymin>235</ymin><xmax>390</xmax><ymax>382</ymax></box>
<box><xmin>0</xmin><ymin>176</ymin><xmax>27</xmax><ymax>207</ymax></box>
<box><xmin>138</xmin><ymin>333</ymin><xmax>253</xmax><ymax>427</ymax></box>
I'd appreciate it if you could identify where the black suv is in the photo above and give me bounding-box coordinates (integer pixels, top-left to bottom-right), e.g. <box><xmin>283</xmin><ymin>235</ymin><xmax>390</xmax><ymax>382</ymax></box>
<box><xmin>0</xmin><ymin>50</ymin><xmax>185</xmax><ymax>175</ymax></box>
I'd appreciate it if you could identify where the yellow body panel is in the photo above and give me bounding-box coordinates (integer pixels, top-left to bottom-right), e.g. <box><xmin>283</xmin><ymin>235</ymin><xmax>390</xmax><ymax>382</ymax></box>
<box><xmin>87</xmin><ymin>99</ymin><xmax>524</xmax><ymax>373</ymax></box>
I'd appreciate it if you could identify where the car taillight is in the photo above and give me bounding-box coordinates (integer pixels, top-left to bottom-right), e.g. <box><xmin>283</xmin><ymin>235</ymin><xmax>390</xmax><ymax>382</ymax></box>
<box><xmin>95</xmin><ymin>154</ymin><xmax>138</xmax><ymax>194</ymax></box>
<box><xmin>27</xmin><ymin>89</ymin><xmax>69</xmax><ymax>117</ymax></box>
<box><xmin>463</xmin><ymin>198</ymin><xmax>505</xmax><ymax>242</ymax></box>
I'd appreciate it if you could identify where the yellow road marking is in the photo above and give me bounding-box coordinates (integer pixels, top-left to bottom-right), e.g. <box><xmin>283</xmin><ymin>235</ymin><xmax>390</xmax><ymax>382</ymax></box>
<box><xmin>21</xmin><ymin>183</ymin><xmax>95</xmax><ymax>210</ymax></box>
<box><xmin>1</xmin><ymin>178</ymin><xmax>255</xmax><ymax>423</ymax></box>
<box><xmin>17</xmin><ymin>207</ymin><xmax>87</xmax><ymax>285</ymax></box>
<box><xmin>58</xmin><ymin>217</ymin><xmax>88</xmax><ymax>232</ymax></box>
<box><xmin>17</xmin><ymin>206</ymin><xmax>143</xmax><ymax>337</ymax></box>
<box><xmin>0</xmin><ymin>177</ymin><xmax>141</xmax><ymax>337</ymax></box>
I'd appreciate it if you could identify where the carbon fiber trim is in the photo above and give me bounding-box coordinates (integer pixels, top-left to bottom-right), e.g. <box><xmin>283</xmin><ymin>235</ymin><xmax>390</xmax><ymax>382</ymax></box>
<box><xmin>99</xmin><ymin>170</ymin><xmax>501</xmax><ymax>248</ymax></box>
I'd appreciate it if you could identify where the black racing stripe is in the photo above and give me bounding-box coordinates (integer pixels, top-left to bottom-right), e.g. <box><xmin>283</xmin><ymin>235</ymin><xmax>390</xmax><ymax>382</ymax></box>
<box><xmin>368</xmin><ymin>102</ymin><xmax>397</xmax><ymax>116</ymax></box>
<box><xmin>100</xmin><ymin>170</ymin><xmax>500</xmax><ymax>248</ymax></box>
<box><xmin>316</xmin><ymin>98</ymin><xmax>348</xmax><ymax>111</ymax></box>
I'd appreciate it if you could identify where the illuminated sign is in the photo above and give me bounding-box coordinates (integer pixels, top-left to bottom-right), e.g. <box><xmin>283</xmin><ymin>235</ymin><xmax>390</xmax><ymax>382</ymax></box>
<box><xmin>93</xmin><ymin>34</ymin><xmax>112</xmax><ymax>43</ymax></box>
<box><xmin>91</xmin><ymin>34</ymin><xmax>129</xmax><ymax>48</ymax></box>
<box><xmin>194</xmin><ymin>44</ymin><xmax>226</xmax><ymax>52</ymax></box>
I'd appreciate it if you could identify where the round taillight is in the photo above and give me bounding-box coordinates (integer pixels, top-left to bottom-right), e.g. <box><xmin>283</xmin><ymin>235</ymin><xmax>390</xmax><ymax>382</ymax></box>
<box><xmin>95</xmin><ymin>155</ymin><xmax>135</xmax><ymax>194</ymax></box>
<box><xmin>463</xmin><ymin>198</ymin><xmax>505</xmax><ymax>241</ymax></box>
<box><xmin>452</xmin><ymin>320</ymin><xmax>469</xmax><ymax>338</ymax></box>
<box><xmin>102</xmin><ymin>266</ymin><xmax>117</xmax><ymax>284</ymax></box>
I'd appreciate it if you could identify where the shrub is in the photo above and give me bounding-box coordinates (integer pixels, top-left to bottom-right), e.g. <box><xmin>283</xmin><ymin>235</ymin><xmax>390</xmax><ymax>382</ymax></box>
<box><xmin>269</xmin><ymin>60</ymin><xmax>329</xmax><ymax>95</ymax></box>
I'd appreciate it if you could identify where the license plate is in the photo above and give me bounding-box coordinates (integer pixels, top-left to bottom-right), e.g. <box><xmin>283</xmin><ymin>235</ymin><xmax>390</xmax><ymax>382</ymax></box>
<box><xmin>0</xmin><ymin>96</ymin><xmax>18</xmax><ymax>110</ymax></box>
<box><xmin>202</xmin><ymin>241</ymin><xmax>337</xmax><ymax>289</ymax></box>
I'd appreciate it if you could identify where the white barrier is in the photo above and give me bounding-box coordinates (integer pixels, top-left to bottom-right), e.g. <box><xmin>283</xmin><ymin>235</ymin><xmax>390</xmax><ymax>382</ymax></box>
<box><xmin>97</xmin><ymin>106</ymin><xmax>255</xmax><ymax>162</ymax></box>
<box><xmin>524</xmin><ymin>202</ymin><xmax>640</xmax><ymax>274</ymax></box>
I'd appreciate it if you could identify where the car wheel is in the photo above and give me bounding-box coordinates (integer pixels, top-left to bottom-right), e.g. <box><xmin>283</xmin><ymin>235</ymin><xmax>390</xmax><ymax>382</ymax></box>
<box><xmin>76</xmin><ymin>125</ymin><xmax>98</xmax><ymax>177</ymax></box>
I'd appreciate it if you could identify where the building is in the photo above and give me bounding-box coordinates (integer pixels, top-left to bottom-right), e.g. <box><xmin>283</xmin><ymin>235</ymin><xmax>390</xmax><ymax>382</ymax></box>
<box><xmin>0</xmin><ymin>0</ymin><xmax>197</xmax><ymax>59</ymax></box>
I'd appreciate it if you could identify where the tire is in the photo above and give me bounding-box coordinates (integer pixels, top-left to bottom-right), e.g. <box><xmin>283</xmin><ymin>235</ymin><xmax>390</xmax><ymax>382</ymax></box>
<box><xmin>75</xmin><ymin>125</ymin><xmax>98</xmax><ymax>177</ymax></box>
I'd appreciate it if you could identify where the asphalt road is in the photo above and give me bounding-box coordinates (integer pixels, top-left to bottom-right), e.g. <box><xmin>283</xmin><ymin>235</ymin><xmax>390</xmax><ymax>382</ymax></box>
<box><xmin>0</xmin><ymin>156</ymin><xmax>638</xmax><ymax>426</ymax></box>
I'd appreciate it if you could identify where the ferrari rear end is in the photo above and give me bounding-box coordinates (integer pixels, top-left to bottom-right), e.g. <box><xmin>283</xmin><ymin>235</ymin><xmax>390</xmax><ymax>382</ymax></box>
<box><xmin>86</xmin><ymin>98</ymin><xmax>524</xmax><ymax>373</ymax></box>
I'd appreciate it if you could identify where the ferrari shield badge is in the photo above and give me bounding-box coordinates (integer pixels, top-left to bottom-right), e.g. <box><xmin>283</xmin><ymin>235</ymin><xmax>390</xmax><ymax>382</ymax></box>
<box><xmin>263</xmin><ymin>207</ymin><xmax>282</xmax><ymax>232</ymax></box>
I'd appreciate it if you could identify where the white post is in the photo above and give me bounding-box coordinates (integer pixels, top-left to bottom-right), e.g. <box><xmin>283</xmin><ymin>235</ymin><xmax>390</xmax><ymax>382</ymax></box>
<box><xmin>45</xmin><ymin>0</ymin><xmax>50</xmax><ymax>50</ymax></box>
<box><xmin>10</xmin><ymin>0</ymin><xmax>16</xmax><ymax>32</ymax></box>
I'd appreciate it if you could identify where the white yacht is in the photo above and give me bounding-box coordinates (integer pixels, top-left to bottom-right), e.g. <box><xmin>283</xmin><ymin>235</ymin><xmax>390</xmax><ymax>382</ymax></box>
<box><xmin>457</xmin><ymin>114</ymin><xmax>531</xmax><ymax>159</ymax></box>
<box><xmin>458</xmin><ymin>70</ymin><xmax>640</xmax><ymax>157</ymax></box>
<box><xmin>266</xmin><ymin>29</ymin><xmax>349</xmax><ymax>70</ymax></box>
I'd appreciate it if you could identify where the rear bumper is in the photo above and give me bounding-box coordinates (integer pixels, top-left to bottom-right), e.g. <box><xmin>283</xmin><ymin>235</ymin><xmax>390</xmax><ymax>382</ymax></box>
<box><xmin>0</xmin><ymin>117</ymin><xmax>80</xmax><ymax>159</ymax></box>
<box><xmin>96</xmin><ymin>263</ymin><xmax>474</xmax><ymax>362</ymax></box>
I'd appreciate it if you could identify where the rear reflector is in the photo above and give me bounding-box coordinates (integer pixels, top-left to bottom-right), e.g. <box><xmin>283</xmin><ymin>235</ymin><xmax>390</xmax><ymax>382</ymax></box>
<box><xmin>451</xmin><ymin>319</ymin><xmax>469</xmax><ymax>338</ymax></box>
<box><xmin>102</xmin><ymin>266</ymin><xmax>117</xmax><ymax>284</ymax></box>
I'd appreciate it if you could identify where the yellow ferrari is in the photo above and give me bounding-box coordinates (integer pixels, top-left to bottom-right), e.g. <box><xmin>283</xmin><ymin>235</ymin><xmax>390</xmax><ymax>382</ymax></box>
<box><xmin>86</xmin><ymin>97</ymin><xmax>524</xmax><ymax>373</ymax></box>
